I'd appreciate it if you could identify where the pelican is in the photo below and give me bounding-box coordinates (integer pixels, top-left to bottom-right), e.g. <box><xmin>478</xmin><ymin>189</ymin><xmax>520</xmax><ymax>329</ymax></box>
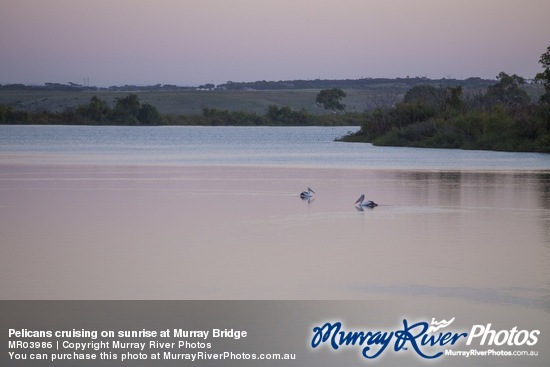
<box><xmin>355</xmin><ymin>194</ymin><xmax>378</xmax><ymax>208</ymax></box>
<box><xmin>300</xmin><ymin>187</ymin><xmax>315</xmax><ymax>199</ymax></box>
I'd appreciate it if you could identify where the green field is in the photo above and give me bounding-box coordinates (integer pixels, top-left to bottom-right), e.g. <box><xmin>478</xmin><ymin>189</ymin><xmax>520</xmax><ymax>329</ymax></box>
<box><xmin>1</xmin><ymin>81</ymin><xmax>542</xmax><ymax>116</ymax></box>
<box><xmin>0</xmin><ymin>88</ymin><xmax>406</xmax><ymax>115</ymax></box>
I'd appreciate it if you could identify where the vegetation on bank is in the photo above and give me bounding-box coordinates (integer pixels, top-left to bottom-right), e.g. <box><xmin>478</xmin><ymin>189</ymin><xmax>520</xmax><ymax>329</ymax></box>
<box><xmin>340</xmin><ymin>75</ymin><xmax>550</xmax><ymax>152</ymax></box>
<box><xmin>340</xmin><ymin>47</ymin><xmax>550</xmax><ymax>153</ymax></box>
<box><xmin>1</xmin><ymin>94</ymin><xmax>163</xmax><ymax>126</ymax></box>
<box><xmin>0</xmin><ymin>92</ymin><xmax>362</xmax><ymax>126</ymax></box>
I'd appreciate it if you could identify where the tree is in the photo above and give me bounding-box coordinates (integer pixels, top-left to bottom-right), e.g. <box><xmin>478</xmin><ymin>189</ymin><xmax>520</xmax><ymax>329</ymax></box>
<box><xmin>76</xmin><ymin>96</ymin><xmax>110</xmax><ymax>121</ymax></box>
<box><xmin>445</xmin><ymin>86</ymin><xmax>464</xmax><ymax>111</ymax></box>
<box><xmin>112</xmin><ymin>93</ymin><xmax>141</xmax><ymax>123</ymax></box>
<box><xmin>534</xmin><ymin>45</ymin><xmax>550</xmax><ymax>103</ymax></box>
<box><xmin>403</xmin><ymin>84</ymin><xmax>446</xmax><ymax>110</ymax></box>
<box><xmin>485</xmin><ymin>72</ymin><xmax>530</xmax><ymax>108</ymax></box>
<box><xmin>316</xmin><ymin>88</ymin><xmax>347</xmax><ymax>112</ymax></box>
<box><xmin>138</xmin><ymin>103</ymin><xmax>162</xmax><ymax>125</ymax></box>
<box><xmin>266</xmin><ymin>105</ymin><xmax>313</xmax><ymax>125</ymax></box>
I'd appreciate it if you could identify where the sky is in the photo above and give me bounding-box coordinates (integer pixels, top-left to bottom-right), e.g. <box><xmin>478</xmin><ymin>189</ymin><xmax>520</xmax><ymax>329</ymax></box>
<box><xmin>1</xmin><ymin>0</ymin><xmax>549</xmax><ymax>86</ymax></box>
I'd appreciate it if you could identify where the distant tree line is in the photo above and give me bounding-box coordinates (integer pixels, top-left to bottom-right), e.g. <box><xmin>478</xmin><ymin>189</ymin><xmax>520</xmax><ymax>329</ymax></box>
<box><xmin>0</xmin><ymin>83</ymin><xmax>195</xmax><ymax>92</ymax></box>
<box><xmin>0</xmin><ymin>77</ymin><xmax>496</xmax><ymax>92</ymax></box>
<box><xmin>340</xmin><ymin>45</ymin><xmax>550</xmax><ymax>153</ymax></box>
<box><xmin>0</xmin><ymin>92</ymin><xmax>357</xmax><ymax>126</ymax></box>
<box><xmin>164</xmin><ymin>105</ymin><xmax>353</xmax><ymax>126</ymax></box>
<box><xmin>217</xmin><ymin>77</ymin><xmax>495</xmax><ymax>91</ymax></box>
<box><xmin>0</xmin><ymin>82</ymin><xmax>90</xmax><ymax>92</ymax></box>
<box><xmin>0</xmin><ymin>94</ymin><xmax>163</xmax><ymax>125</ymax></box>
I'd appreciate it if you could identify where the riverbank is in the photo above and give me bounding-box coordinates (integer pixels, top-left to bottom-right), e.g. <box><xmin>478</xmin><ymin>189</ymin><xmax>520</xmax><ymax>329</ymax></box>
<box><xmin>339</xmin><ymin>81</ymin><xmax>550</xmax><ymax>153</ymax></box>
<box><xmin>2</xmin><ymin>79</ymin><xmax>548</xmax><ymax>153</ymax></box>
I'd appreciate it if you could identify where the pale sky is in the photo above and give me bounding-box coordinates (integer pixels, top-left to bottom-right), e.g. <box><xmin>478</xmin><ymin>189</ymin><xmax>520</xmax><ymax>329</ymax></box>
<box><xmin>1</xmin><ymin>0</ymin><xmax>549</xmax><ymax>86</ymax></box>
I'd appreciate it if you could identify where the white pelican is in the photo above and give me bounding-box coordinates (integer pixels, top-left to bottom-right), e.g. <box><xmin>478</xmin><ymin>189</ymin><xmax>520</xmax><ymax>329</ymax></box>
<box><xmin>355</xmin><ymin>194</ymin><xmax>378</xmax><ymax>208</ymax></box>
<box><xmin>300</xmin><ymin>187</ymin><xmax>315</xmax><ymax>199</ymax></box>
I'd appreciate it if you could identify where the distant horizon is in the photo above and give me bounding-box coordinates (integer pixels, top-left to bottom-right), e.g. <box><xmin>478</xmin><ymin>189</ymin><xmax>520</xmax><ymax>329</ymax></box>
<box><xmin>0</xmin><ymin>60</ymin><xmax>545</xmax><ymax>88</ymax></box>
<box><xmin>0</xmin><ymin>75</ymin><xmax>507</xmax><ymax>89</ymax></box>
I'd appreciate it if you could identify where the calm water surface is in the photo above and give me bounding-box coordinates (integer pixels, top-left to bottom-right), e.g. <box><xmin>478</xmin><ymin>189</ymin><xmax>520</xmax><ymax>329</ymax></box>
<box><xmin>2</xmin><ymin>125</ymin><xmax>550</xmax><ymax>169</ymax></box>
<box><xmin>0</xmin><ymin>126</ymin><xmax>549</xmax><ymax>318</ymax></box>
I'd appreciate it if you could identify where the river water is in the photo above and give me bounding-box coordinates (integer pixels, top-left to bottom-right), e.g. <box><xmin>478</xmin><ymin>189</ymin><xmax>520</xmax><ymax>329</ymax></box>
<box><xmin>1</xmin><ymin>125</ymin><xmax>549</xmax><ymax>311</ymax></box>
<box><xmin>1</xmin><ymin>125</ymin><xmax>550</xmax><ymax>169</ymax></box>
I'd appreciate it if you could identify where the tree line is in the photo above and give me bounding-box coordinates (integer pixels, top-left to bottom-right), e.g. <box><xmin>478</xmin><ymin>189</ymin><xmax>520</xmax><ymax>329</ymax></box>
<box><xmin>0</xmin><ymin>94</ymin><xmax>163</xmax><ymax>125</ymax></box>
<box><xmin>340</xmin><ymin>46</ymin><xmax>550</xmax><ymax>153</ymax></box>
<box><xmin>0</xmin><ymin>92</ymin><xmax>357</xmax><ymax>126</ymax></box>
<box><xmin>217</xmin><ymin>77</ymin><xmax>495</xmax><ymax>90</ymax></box>
<box><xmin>0</xmin><ymin>77</ymin><xmax>495</xmax><ymax>92</ymax></box>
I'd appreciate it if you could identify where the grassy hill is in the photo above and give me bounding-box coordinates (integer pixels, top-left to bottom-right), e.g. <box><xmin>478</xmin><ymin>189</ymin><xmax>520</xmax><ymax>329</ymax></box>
<box><xmin>1</xmin><ymin>77</ymin><xmax>523</xmax><ymax>116</ymax></box>
<box><xmin>0</xmin><ymin>89</ymin><xmax>398</xmax><ymax>115</ymax></box>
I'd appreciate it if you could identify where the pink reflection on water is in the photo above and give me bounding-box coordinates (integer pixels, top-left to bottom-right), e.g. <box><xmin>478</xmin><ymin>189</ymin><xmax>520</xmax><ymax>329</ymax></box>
<box><xmin>0</xmin><ymin>164</ymin><xmax>548</xmax><ymax>307</ymax></box>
